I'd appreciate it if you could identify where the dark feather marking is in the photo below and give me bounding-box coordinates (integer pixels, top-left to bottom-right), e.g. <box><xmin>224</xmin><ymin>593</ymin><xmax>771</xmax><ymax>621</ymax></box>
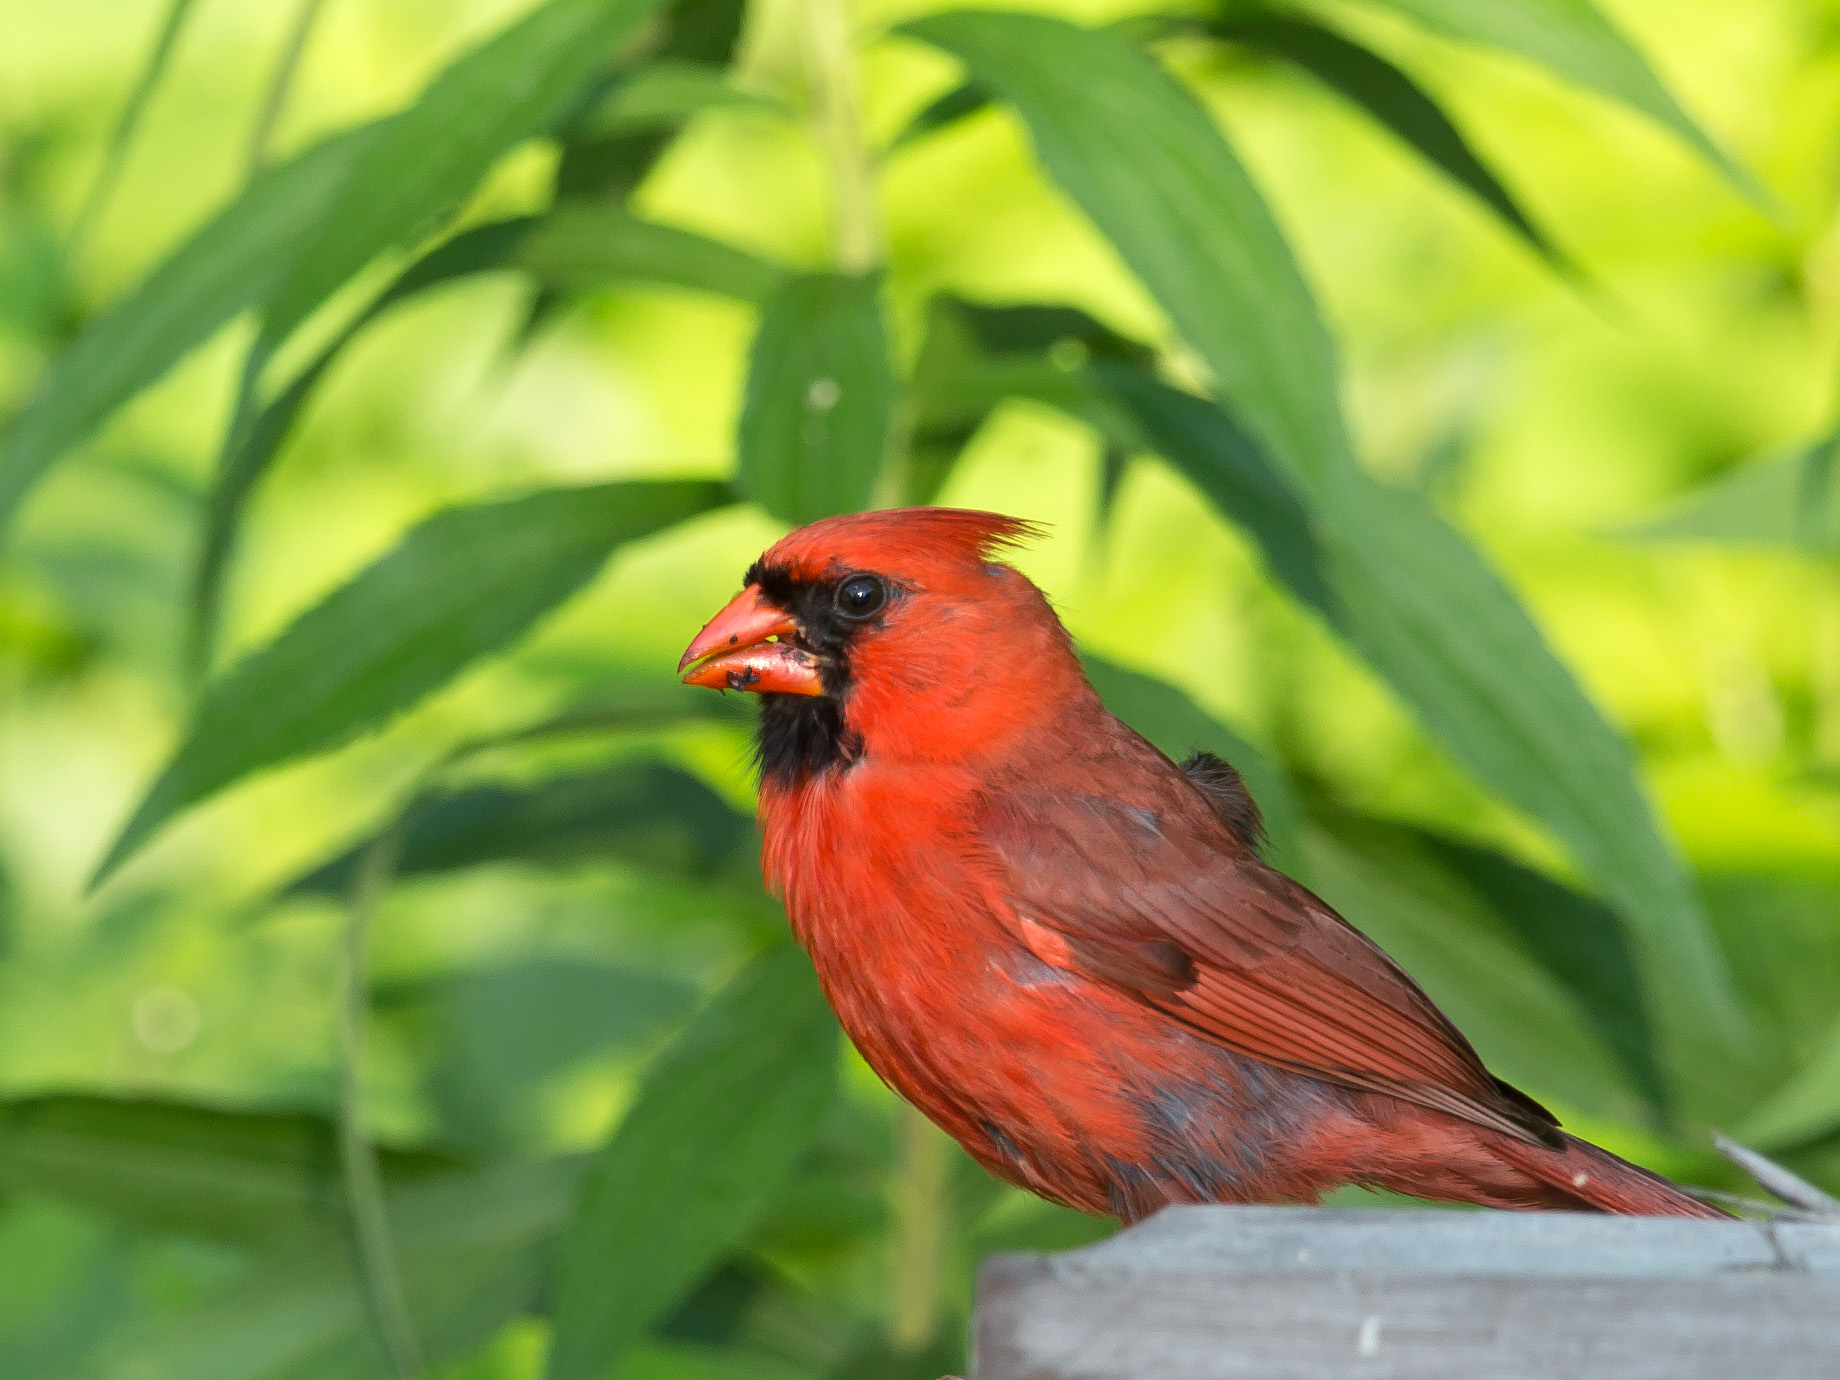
<box><xmin>746</xmin><ymin>560</ymin><xmax>900</xmax><ymax>786</ymax></box>
<box><xmin>1180</xmin><ymin>750</ymin><xmax>1265</xmax><ymax>853</ymax></box>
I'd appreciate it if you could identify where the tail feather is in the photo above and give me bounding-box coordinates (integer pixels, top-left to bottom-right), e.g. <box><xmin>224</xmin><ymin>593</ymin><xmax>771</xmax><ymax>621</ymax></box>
<box><xmin>1498</xmin><ymin>1132</ymin><xmax>1727</xmax><ymax>1219</ymax></box>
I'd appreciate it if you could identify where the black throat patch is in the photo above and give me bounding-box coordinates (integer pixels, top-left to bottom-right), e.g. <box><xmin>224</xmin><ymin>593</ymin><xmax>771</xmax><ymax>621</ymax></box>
<box><xmin>746</xmin><ymin>561</ymin><xmax>890</xmax><ymax>787</ymax></box>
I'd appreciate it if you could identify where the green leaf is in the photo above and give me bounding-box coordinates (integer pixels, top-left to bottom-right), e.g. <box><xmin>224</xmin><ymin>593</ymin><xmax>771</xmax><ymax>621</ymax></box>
<box><xmin>581</xmin><ymin>60</ymin><xmax>787</xmax><ymax>137</ymax></box>
<box><xmin>1623</xmin><ymin>432</ymin><xmax>1840</xmax><ymax>556</ymax></box>
<box><xmin>192</xmin><ymin>218</ymin><xmax>541</xmax><ymax>667</ymax></box>
<box><xmin>263</xmin><ymin>0</ymin><xmax>669</xmax><ymax>343</ymax></box>
<box><xmin>1401</xmin><ymin>827</ymin><xmax>1665</xmax><ymax>1116</ymax></box>
<box><xmin>292</xmin><ymin>760</ymin><xmax>755</xmax><ymax>894</ymax></box>
<box><xmin>97</xmin><ymin>479</ymin><xmax>727</xmax><ymax>885</ymax></box>
<box><xmin>1738</xmin><ymin>1013</ymin><xmax>1840</xmax><ymax>1150</ymax></box>
<box><xmin>1207</xmin><ymin>13</ymin><xmax>1564</xmax><ymax>268</ymax></box>
<box><xmin>1094</xmin><ymin>362</ymin><xmax>1745</xmax><ymax>1050</ymax></box>
<box><xmin>902</xmin><ymin>12</ymin><xmax>1353</xmax><ymax>500</ymax></box>
<box><xmin>1303</xmin><ymin>812</ymin><xmax>1645</xmax><ymax>1122</ymax></box>
<box><xmin>405</xmin><ymin>956</ymin><xmax>700</xmax><ymax>1148</ymax></box>
<box><xmin>1347</xmin><ymin>0</ymin><xmax>1762</xmax><ymax>205</ymax></box>
<box><xmin>82</xmin><ymin>1158</ymin><xmax>580</xmax><ymax>1380</ymax></box>
<box><xmin>547</xmin><ymin>942</ymin><xmax>838</xmax><ymax>1380</ymax></box>
<box><xmin>736</xmin><ymin>273</ymin><xmax>894</xmax><ymax>525</ymax></box>
<box><xmin>0</xmin><ymin>126</ymin><xmax>370</xmax><ymax>535</ymax></box>
<box><xmin>518</xmin><ymin>206</ymin><xmax>783</xmax><ymax>302</ymax></box>
<box><xmin>0</xmin><ymin>1095</ymin><xmax>447</xmax><ymax>1246</ymax></box>
<box><xmin>1079</xmin><ymin>653</ymin><xmax>1307</xmax><ymax>878</ymax></box>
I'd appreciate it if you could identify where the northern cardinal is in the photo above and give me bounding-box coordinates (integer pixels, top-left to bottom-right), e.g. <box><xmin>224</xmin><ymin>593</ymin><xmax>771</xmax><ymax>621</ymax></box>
<box><xmin>679</xmin><ymin>508</ymin><xmax>1719</xmax><ymax>1220</ymax></box>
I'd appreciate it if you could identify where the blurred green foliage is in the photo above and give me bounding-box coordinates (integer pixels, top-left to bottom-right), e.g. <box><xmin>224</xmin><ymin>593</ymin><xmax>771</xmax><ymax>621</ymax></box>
<box><xmin>0</xmin><ymin>0</ymin><xmax>1838</xmax><ymax>1377</ymax></box>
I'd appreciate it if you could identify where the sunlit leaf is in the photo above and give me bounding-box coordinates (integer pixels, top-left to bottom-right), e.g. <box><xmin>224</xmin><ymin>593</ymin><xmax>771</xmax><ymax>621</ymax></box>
<box><xmin>0</xmin><ymin>127</ymin><xmax>370</xmax><ymax>534</ymax></box>
<box><xmin>0</xmin><ymin>1095</ymin><xmax>447</xmax><ymax>1246</ymax></box>
<box><xmin>193</xmin><ymin>218</ymin><xmax>540</xmax><ymax>666</ymax></box>
<box><xmin>1080</xmin><ymin>653</ymin><xmax>1307</xmax><ymax>878</ymax></box>
<box><xmin>1623</xmin><ymin>432</ymin><xmax>1840</xmax><ymax>556</ymax></box>
<box><xmin>1739</xmin><ymin>1015</ymin><xmax>1840</xmax><ymax>1150</ymax></box>
<box><xmin>293</xmin><ymin>761</ymin><xmax>755</xmax><ymax>894</ymax></box>
<box><xmin>736</xmin><ymin>273</ymin><xmax>894</xmax><ymax>525</ymax></box>
<box><xmin>548</xmin><ymin>942</ymin><xmax>838</xmax><ymax>1380</ymax></box>
<box><xmin>904</xmin><ymin>12</ymin><xmax>1352</xmax><ymax>499</ymax></box>
<box><xmin>1347</xmin><ymin>0</ymin><xmax>1762</xmax><ymax>204</ymax></box>
<box><xmin>263</xmin><ymin>0</ymin><xmax>669</xmax><ymax>342</ymax></box>
<box><xmin>97</xmin><ymin>480</ymin><xmax>728</xmax><ymax>885</ymax></box>
<box><xmin>1207</xmin><ymin>12</ymin><xmax>1564</xmax><ymax>267</ymax></box>
<box><xmin>519</xmin><ymin>206</ymin><xmax>783</xmax><ymax>302</ymax></box>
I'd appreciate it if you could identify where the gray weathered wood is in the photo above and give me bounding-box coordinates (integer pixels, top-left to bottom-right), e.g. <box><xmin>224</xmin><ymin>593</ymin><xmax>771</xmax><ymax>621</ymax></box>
<box><xmin>973</xmin><ymin>1206</ymin><xmax>1840</xmax><ymax>1379</ymax></box>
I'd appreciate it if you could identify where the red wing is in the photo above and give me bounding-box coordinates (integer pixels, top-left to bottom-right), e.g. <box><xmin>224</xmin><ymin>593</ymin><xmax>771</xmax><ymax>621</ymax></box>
<box><xmin>976</xmin><ymin>742</ymin><xmax>1557</xmax><ymax>1147</ymax></box>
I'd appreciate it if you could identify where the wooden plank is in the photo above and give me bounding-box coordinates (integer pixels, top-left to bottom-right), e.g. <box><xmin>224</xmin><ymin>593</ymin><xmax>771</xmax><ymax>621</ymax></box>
<box><xmin>973</xmin><ymin>1207</ymin><xmax>1840</xmax><ymax>1380</ymax></box>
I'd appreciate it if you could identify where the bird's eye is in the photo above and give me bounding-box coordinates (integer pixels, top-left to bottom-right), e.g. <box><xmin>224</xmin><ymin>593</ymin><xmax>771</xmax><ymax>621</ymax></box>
<box><xmin>834</xmin><ymin>574</ymin><xmax>886</xmax><ymax>620</ymax></box>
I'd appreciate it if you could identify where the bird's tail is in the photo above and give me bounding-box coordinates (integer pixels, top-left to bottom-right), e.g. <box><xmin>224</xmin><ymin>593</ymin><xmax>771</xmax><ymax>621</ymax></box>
<box><xmin>1499</xmin><ymin>1132</ymin><xmax>1727</xmax><ymax>1219</ymax></box>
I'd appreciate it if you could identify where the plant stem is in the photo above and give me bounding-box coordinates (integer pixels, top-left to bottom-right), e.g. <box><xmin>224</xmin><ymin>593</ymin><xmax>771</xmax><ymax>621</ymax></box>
<box><xmin>338</xmin><ymin>826</ymin><xmax>424</xmax><ymax>1380</ymax></box>
<box><xmin>246</xmin><ymin>0</ymin><xmax>332</xmax><ymax>179</ymax></box>
<box><xmin>68</xmin><ymin>0</ymin><xmax>201</xmax><ymax>263</ymax></box>
<box><xmin>888</xmin><ymin>1101</ymin><xmax>950</xmax><ymax>1352</ymax></box>
<box><xmin>802</xmin><ymin>0</ymin><xmax>878</xmax><ymax>276</ymax></box>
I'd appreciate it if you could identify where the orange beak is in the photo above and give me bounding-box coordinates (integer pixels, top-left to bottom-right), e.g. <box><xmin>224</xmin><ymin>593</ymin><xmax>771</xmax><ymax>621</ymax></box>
<box><xmin>678</xmin><ymin>584</ymin><xmax>825</xmax><ymax>696</ymax></box>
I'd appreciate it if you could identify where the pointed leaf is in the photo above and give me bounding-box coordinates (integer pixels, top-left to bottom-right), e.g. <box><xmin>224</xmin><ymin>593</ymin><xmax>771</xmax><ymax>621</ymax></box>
<box><xmin>0</xmin><ymin>126</ymin><xmax>371</xmax><ymax>534</ymax></box>
<box><xmin>1210</xmin><ymin>13</ymin><xmax>1564</xmax><ymax>267</ymax></box>
<box><xmin>292</xmin><ymin>761</ymin><xmax>755</xmax><ymax>894</ymax></box>
<box><xmin>581</xmin><ymin>61</ymin><xmax>787</xmax><ymax>138</ymax></box>
<box><xmin>97</xmin><ymin>479</ymin><xmax>727</xmax><ymax>884</ymax></box>
<box><xmin>548</xmin><ymin>942</ymin><xmax>838</xmax><ymax>1380</ymax></box>
<box><xmin>1623</xmin><ymin>433</ymin><xmax>1840</xmax><ymax>556</ymax></box>
<box><xmin>519</xmin><ymin>207</ymin><xmax>783</xmax><ymax>302</ymax></box>
<box><xmin>0</xmin><ymin>1095</ymin><xmax>447</xmax><ymax>1246</ymax></box>
<box><xmin>193</xmin><ymin>218</ymin><xmax>541</xmax><ymax>665</ymax></box>
<box><xmin>903</xmin><ymin>11</ymin><xmax>1353</xmax><ymax>500</ymax></box>
<box><xmin>263</xmin><ymin>0</ymin><xmax>671</xmax><ymax>342</ymax></box>
<box><xmin>1348</xmin><ymin>0</ymin><xmax>1762</xmax><ymax>204</ymax></box>
<box><xmin>737</xmin><ymin>273</ymin><xmax>894</xmax><ymax>524</ymax></box>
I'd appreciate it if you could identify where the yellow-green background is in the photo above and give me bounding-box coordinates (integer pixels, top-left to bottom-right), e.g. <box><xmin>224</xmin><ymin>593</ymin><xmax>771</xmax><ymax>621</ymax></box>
<box><xmin>1</xmin><ymin>1</ymin><xmax>1838</xmax><ymax>1377</ymax></box>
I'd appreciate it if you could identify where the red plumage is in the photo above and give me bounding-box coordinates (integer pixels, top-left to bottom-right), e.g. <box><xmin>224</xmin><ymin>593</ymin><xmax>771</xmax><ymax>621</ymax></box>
<box><xmin>679</xmin><ymin>508</ymin><xmax>1721</xmax><ymax>1221</ymax></box>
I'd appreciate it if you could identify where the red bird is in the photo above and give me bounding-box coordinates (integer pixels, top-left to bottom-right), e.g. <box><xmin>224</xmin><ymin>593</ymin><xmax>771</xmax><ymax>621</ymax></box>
<box><xmin>678</xmin><ymin>508</ymin><xmax>1719</xmax><ymax>1220</ymax></box>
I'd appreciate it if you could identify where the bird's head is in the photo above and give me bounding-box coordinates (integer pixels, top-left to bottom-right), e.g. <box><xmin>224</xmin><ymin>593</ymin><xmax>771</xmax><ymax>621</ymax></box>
<box><xmin>678</xmin><ymin>507</ymin><xmax>1082</xmax><ymax>784</ymax></box>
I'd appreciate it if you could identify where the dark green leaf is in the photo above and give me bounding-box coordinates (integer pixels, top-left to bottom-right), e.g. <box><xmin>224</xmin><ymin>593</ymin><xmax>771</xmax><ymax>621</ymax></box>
<box><xmin>1304</xmin><ymin>813</ymin><xmax>1646</xmax><ymax>1121</ymax></box>
<box><xmin>581</xmin><ymin>61</ymin><xmax>787</xmax><ymax>138</ymax></box>
<box><xmin>97</xmin><ymin>479</ymin><xmax>728</xmax><ymax>885</ymax></box>
<box><xmin>0</xmin><ymin>1095</ymin><xmax>447</xmax><ymax>1246</ymax></box>
<box><xmin>1404</xmin><ymin>827</ymin><xmax>1665</xmax><ymax>1115</ymax></box>
<box><xmin>1208</xmin><ymin>13</ymin><xmax>1564</xmax><ymax>267</ymax></box>
<box><xmin>519</xmin><ymin>206</ymin><xmax>783</xmax><ymax>302</ymax></box>
<box><xmin>903</xmin><ymin>12</ymin><xmax>1352</xmax><ymax>499</ymax></box>
<box><xmin>1080</xmin><ymin>653</ymin><xmax>1307</xmax><ymax>878</ymax></box>
<box><xmin>292</xmin><ymin>760</ymin><xmax>755</xmax><ymax>893</ymax></box>
<box><xmin>192</xmin><ymin>218</ymin><xmax>541</xmax><ymax>668</ymax></box>
<box><xmin>1348</xmin><ymin>0</ymin><xmax>1763</xmax><ymax>205</ymax></box>
<box><xmin>1623</xmin><ymin>431</ymin><xmax>1840</xmax><ymax>556</ymax></box>
<box><xmin>1095</xmin><ymin>362</ymin><xmax>1745</xmax><ymax>1049</ymax></box>
<box><xmin>0</xmin><ymin>127</ymin><xmax>370</xmax><ymax>534</ymax></box>
<box><xmin>737</xmin><ymin>273</ymin><xmax>894</xmax><ymax>525</ymax></box>
<box><xmin>890</xmin><ymin>80</ymin><xmax>992</xmax><ymax>150</ymax></box>
<box><xmin>548</xmin><ymin>942</ymin><xmax>838</xmax><ymax>1380</ymax></box>
<box><xmin>82</xmin><ymin>1158</ymin><xmax>580</xmax><ymax>1380</ymax></box>
<box><xmin>263</xmin><ymin>0</ymin><xmax>669</xmax><ymax>342</ymax></box>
